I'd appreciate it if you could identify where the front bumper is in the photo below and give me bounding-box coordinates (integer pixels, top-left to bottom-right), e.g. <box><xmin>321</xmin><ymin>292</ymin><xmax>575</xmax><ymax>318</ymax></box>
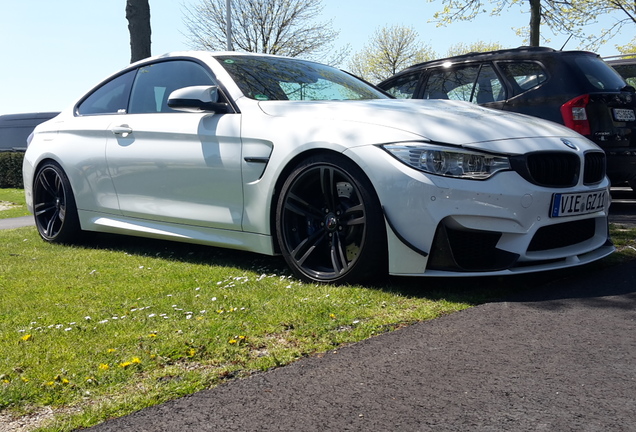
<box><xmin>351</xmin><ymin>146</ymin><xmax>614</xmax><ymax>277</ymax></box>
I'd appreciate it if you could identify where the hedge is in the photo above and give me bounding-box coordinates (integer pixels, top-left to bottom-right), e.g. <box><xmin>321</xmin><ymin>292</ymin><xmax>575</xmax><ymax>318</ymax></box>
<box><xmin>0</xmin><ymin>152</ymin><xmax>25</xmax><ymax>188</ymax></box>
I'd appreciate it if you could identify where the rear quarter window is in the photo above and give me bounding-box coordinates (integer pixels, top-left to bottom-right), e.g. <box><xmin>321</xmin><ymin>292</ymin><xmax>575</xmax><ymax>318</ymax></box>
<box><xmin>497</xmin><ymin>62</ymin><xmax>547</xmax><ymax>91</ymax></box>
<box><xmin>380</xmin><ymin>72</ymin><xmax>421</xmax><ymax>99</ymax></box>
<box><xmin>77</xmin><ymin>70</ymin><xmax>136</xmax><ymax>115</ymax></box>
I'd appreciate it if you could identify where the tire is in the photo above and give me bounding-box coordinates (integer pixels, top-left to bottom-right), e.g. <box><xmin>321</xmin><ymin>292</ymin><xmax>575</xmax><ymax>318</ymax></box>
<box><xmin>33</xmin><ymin>161</ymin><xmax>81</xmax><ymax>243</ymax></box>
<box><xmin>275</xmin><ymin>154</ymin><xmax>386</xmax><ymax>284</ymax></box>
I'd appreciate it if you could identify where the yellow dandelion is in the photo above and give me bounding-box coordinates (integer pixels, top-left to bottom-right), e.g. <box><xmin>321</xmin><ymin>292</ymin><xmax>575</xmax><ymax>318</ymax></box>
<box><xmin>2</xmin><ymin>379</ymin><xmax>9</xmax><ymax>384</ymax></box>
<box><xmin>61</xmin><ymin>378</ymin><xmax>70</xmax><ymax>385</ymax></box>
<box><xmin>148</xmin><ymin>333</ymin><xmax>157</xmax><ymax>338</ymax></box>
<box><xmin>228</xmin><ymin>339</ymin><xmax>237</xmax><ymax>344</ymax></box>
<box><xmin>107</xmin><ymin>348</ymin><xmax>117</xmax><ymax>353</ymax></box>
<box><xmin>98</xmin><ymin>363</ymin><xmax>109</xmax><ymax>371</ymax></box>
<box><xmin>21</xmin><ymin>377</ymin><xmax>29</xmax><ymax>383</ymax></box>
<box><xmin>131</xmin><ymin>357</ymin><xmax>142</xmax><ymax>364</ymax></box>
<box><xmin>45</xmin><ymin>381</ymin><xmax>55</xmax><ymax>386</ymax></box>
<box><xmin>329</xmin><ymin>313</ymin><xmax>336</xmax><ymax>319</ymax></box>
<box><xmin>188</xmin><ymin>348</ymin><xmax>196</xmax><ymax>356</ymax></box>
<box><xmin>119</xmin><ymin>361</ymin><xmax>132</xmax><ymax>368</ymax></box>
<box><xmin>21</xmin><ymin>334</ymin><xmax>33</xmax><ymax>342</ymax></box>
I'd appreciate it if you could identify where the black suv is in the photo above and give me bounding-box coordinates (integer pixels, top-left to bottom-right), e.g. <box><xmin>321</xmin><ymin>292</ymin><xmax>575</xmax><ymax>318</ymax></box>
<box><xmin>378</xmin><ymin>47</ymin><xmax>636</xmax><ymax>189</ymax></box>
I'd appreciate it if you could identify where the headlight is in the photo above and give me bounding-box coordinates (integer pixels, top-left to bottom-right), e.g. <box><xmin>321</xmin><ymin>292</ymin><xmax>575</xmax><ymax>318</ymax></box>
<box><xmin>381</xmin><ymin>143</ymin><xmax>511</xmax><ymax>180</ymax></box>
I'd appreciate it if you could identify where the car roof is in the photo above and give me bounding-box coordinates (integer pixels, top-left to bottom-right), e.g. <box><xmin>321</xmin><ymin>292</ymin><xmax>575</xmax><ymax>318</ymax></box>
<box><xmin>396</xmin><ymin>46</ymin><xmax>598</xmax><ymax>75</ymax></box>
<box><xmin>604</xmin><ymin>54</ymin><xmax>636</xmax><ymax>66</ymax></box>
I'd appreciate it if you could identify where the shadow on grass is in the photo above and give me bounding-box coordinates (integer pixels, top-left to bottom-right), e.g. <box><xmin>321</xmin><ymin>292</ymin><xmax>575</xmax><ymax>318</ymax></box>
<box><xmin>67</xmin><ymin>230</ymin><xmax>635</xmax><ymax>310</ymax></box>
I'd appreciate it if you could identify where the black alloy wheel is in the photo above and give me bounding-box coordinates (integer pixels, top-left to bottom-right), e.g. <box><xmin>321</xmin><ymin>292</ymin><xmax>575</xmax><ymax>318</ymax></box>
<box><xmin>33</xmin><ymin>161</ymin><xmax>81</xmax><ymax>243</ymax></box>
<box><xmin>276</xmin><ymin>154</ymin><xmax>386</xmax><ymax>284</ymax></box>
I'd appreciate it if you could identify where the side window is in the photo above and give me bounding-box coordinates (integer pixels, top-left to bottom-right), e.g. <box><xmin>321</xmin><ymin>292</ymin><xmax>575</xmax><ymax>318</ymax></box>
<box><xmin>474</xmin><ymin>64</ymin><xmax>506</xmax><ymax>104</ymax></box>
<box><xmin>381</xmin><ymin>73</ymin><xmax>421</xmax><ymax>99</ymax></box>
<box><xmin>424</xmin><ymin>66</ymin><xmax>479</xmax><ymax>102</ymax></box>
<box><xmin>128</xmin><ymin>60</ymin><xmax>216</xmax><ymax>114</ymax></box>
<box><xmin>76</xmin><ymin>70</ymin><xmax>136</xmax><ymax>115</ymax></box>
<box><xmin>498</xmin><ymin>62</ymin><xmax>547</xmax><ymax>92</ymax></box>
<box><xmin>424</xmin><ymin>64</ymin><xmax>505</xmax><ymax>104</ymax></box>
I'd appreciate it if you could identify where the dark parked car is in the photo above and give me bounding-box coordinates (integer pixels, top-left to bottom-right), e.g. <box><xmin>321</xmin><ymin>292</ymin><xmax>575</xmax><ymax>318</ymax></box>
<box><xmin>0</xmin><ymin>112</ymin><xmax>59</xmax><ymax>152</ymax></box>
<box><xmin>378</xmin><ymin>47</ymin><xmax>636</xmax><ymax>189</ymax></box>
<box><xmin>606</xmin><ymin>54</ymin><xmax>636</xmax><ymax>88</ymax></box>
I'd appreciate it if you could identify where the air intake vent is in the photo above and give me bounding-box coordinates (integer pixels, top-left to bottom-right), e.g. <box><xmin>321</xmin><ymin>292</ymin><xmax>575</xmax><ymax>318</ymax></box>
<box><xmin>528</xmin><ymin>219</ymin><xmax>596</xmax><ymax>252</ymax></box>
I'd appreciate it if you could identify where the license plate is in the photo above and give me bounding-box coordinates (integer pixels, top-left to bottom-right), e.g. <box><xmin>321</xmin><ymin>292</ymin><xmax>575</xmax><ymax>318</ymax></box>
<box><xmin>612</xmin><ymin>108</ymin><xmax>635</xmax><ymax>122</ymax></box>
<box><xmin>550</xmin><ymin>190</ymin><xmax>607</xmax><ymax>218</ymax></box>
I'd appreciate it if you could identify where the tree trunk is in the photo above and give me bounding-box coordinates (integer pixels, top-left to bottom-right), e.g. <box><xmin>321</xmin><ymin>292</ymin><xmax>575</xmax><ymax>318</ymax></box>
<box><xmin>126</xmin><ymin>0</ymin><xmax>152</xmax><ymax>63</ymax></box>
<box><xmin>528</xmin><ymin>0</ymin><xmax>541</xmax><ymax>46</ymax></box>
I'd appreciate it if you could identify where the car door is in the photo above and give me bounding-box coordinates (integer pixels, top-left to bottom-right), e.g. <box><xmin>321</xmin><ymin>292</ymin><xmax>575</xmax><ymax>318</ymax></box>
<box><xmin>105</xmin><ymin>60</ymin><xmax>244</xmax><ymax>230</ymax></box>
<box><xmin>63</xmin><ymin>69</ymin><xmax>137</xmax><ymax>215</ymax></box>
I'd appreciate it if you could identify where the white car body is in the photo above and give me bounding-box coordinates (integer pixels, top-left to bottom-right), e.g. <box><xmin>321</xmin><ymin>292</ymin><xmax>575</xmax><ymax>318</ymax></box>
<box><xmin>23</xmin><ymin>51</ymin><xmax>614</xmax><ymax>282</ymax></box>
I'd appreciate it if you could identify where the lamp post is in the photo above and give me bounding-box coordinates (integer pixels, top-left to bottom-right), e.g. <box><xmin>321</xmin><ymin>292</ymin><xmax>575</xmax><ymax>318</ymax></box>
<box><xmin>226</xmin><ymin>0</ymin><xmax>233</xmax><ymax>51</ymax></box>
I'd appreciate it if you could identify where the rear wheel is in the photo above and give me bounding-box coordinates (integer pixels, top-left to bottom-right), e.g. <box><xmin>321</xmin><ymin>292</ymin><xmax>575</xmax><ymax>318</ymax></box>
<box><xmin>33</xmin><ymin>161</ymin><xmax>81</xmax><ymax>243</ymax></box>
<box><xmin>275</xmin><ymin>154</ymin><xmax>386</xmax><ymax>284</ymax></box>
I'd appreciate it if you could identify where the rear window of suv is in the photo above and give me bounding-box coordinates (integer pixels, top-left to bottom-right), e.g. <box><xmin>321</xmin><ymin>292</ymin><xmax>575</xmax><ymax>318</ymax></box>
<box><xmin>571</xmin><ymin>55</ymin><xmax>627</xmax><ymax>91</ymax></box>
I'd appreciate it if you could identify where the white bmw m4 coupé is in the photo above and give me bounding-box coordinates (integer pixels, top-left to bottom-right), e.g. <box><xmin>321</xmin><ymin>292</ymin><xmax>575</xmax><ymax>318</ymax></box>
<box><xmin>23</xmin><ymin>52</ymin><xmax>614</xmax><ymax>283</ymax></box>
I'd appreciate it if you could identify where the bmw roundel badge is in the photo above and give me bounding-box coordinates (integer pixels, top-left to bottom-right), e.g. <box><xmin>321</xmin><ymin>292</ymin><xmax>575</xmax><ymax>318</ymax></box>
<box><xmin>561</xmin><ymin>139</ymin><xmax>578</xmax><ymax>150</ymax></box>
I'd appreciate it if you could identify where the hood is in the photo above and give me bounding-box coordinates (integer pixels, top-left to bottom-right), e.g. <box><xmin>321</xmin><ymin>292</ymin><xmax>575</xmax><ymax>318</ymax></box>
<box><xmin>258</xmin><ymin>99</ymin><xmax>585</xmax><ymax>148</ymax></box>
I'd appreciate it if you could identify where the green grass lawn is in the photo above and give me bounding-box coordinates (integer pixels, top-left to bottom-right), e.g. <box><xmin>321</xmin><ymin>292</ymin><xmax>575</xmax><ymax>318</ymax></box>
<box><xmin>0</xmin><ymin>188</ymin><xmax>30</xmax><ymax>218</ymax></box>
<box><xmin>0</xmin><ymin>188</ymin><xmax>634</xmax><ymax>431</ymax></box>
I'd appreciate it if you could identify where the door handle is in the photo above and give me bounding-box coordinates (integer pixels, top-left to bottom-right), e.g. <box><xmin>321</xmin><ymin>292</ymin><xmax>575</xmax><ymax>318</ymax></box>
<box><xmin>111</xmin><ymin>125</ymin><xmax>133</xmax><ymax>138</ymax></box>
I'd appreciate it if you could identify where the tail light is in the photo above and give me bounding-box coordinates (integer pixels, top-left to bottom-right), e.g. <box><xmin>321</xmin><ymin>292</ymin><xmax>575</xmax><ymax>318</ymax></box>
<box><xmin>561</xmin><ymin>94</ymin><xmax>591</xmax><ymax>136</ymax></box>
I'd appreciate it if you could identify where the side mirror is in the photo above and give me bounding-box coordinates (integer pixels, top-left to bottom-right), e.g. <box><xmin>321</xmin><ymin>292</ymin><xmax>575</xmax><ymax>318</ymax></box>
<box><xmin>167</xmin><ymin>85</ymin><xmax>230</xmax><ymax>113</ymax></box>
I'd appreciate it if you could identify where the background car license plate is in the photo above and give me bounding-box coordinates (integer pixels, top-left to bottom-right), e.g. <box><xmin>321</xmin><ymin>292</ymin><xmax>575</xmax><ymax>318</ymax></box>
<box><xmin>550</xmin><ymin>190</ymin><xmax>607</xmax><ymax>217</ymax></box>
<box><xmin>612</xmin><ymin>108</ymin><xmax>635</xmax><ymax>122</ymax></box>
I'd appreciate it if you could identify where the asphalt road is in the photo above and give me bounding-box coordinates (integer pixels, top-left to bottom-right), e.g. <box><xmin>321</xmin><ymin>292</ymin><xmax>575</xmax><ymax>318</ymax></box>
<box><xmin>87</xmin><ymin>260</ymin><xmax>636</xmax><ymax>432</ymax></box>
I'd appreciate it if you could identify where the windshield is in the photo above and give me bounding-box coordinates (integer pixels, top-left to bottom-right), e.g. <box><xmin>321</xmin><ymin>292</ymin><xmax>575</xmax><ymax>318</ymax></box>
<box><xmin>215</xmin><ymin>55</ymin><xmax>387</xmax><ymax>101</ymax></box>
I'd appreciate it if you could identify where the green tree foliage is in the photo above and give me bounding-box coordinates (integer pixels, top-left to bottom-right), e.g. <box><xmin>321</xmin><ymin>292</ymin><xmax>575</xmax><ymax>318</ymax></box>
<box><xmin>563</xmin><ymin>1</ymin><xmax>636</xmax><ymax>51</ymax></box>
<box><xmin>445</xmin><ymin>41</ymin><xmax>506</xmax><ymax>57</ymax></box>
<box><xmin>617</xmin><ymin>42</ymin><xmax>636</xmax><ymax>55</ymax></box>
<box><xmin>347</xmin><ymin>25</ymin><xmax>435</xmax><ymax>83</ymax></box>
<box><xmin>126</xmin><ymin>0</ymin><xmax>152</xmax><ymax>63</ymax></box>
<box><xmin>183</xmin><ymin>0</ymin><xmax>345</xmax><ymax>63</ymax></box>
<box><xmin>427</xmin><ymin>0</ymin><xmax>591</xmax><ymax>48</ymax></box>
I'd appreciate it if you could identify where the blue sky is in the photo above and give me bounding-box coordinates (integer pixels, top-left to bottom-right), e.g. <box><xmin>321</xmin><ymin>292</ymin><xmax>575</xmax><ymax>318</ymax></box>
<box><xmin>1</xmin><ymin>0</ymin><xmax>632</xmax><ymax>115</ymax></box>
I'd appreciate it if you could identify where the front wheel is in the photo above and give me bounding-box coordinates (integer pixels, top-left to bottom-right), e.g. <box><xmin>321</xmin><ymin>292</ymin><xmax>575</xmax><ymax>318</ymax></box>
<box><xmin>275</xmin><ymin>154</ymin><xmax>386</xmax><ymax>284</ymax></box>
<box><xmin>33</xmin><ymin>161</ymin><xmax>81</xmax><ymax>243</ymax></box>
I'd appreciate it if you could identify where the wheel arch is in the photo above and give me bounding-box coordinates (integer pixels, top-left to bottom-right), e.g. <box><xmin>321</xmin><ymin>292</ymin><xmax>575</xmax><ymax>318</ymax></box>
<box><xmin>25</xmin><ymin>156</ymin><xmax>68</xmax><ymax>209</ymax></box>
<box><xmin>268</xmin><ymin>148</ymin><xmax>386</xmax><ymax>257</ymax></box>
<box><xmin>269</xmin><ymin>149</ymin><xmax>387</xmax><ymax>262</ymax></box>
